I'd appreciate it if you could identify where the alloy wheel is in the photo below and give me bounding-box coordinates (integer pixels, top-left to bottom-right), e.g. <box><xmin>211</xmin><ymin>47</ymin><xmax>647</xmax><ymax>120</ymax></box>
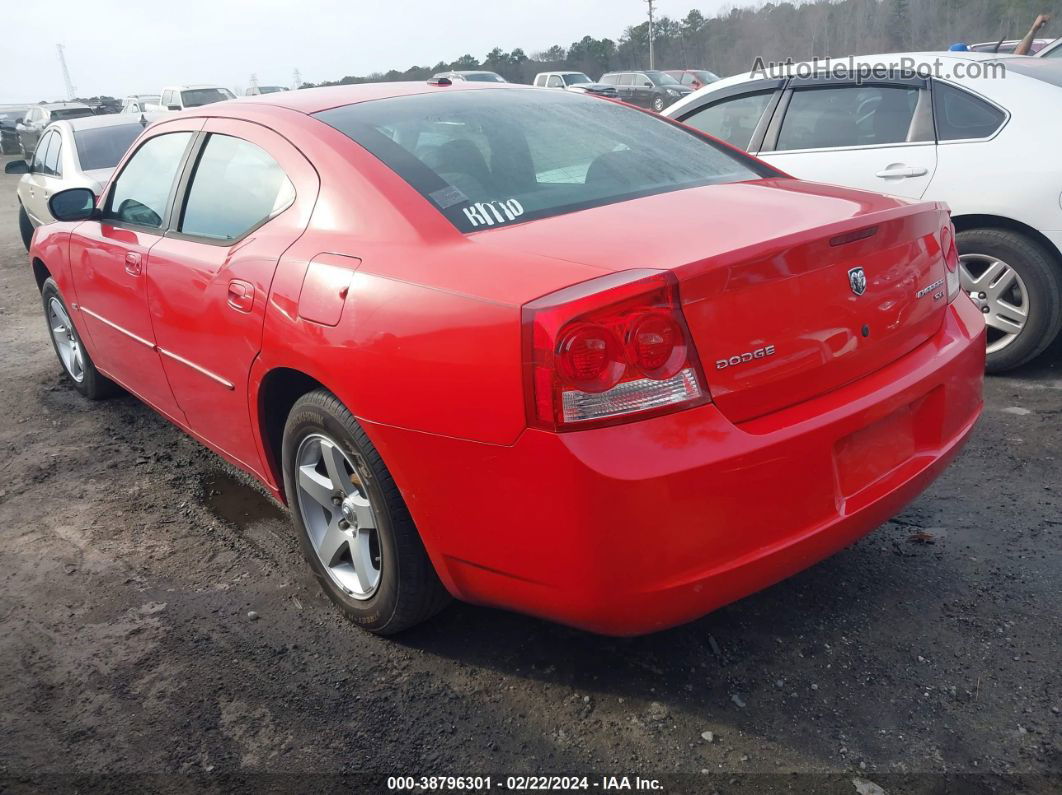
<box><xmin>295</xmin><ymin>433</ymin><xmax>382</xmax><ymax>599</ymax></box>
<box><xmin>958</xmin><ymin>253</ymin><xmax>1029</xmax><ymax>354</ymax></box>
<box><xmin>48</xmin><ymin>298</ymin><xmax>85</xmax><ymax>383</ymax></box>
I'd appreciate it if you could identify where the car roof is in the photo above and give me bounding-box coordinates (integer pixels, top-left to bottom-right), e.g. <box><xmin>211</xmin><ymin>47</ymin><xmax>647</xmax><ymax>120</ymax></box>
<box><xmin>39</xmin><ymin>102</ymin><xmax>91</xmax><ymax>110</ymax></box>
<box><xmin>163</xmin><ymin>84</ymin><xmax>228</xmax><ymax>90</ymax></box>
<box><xmin>49</xmin><ymin>112</ymin><xmax>164</xmax><ymax>132</ymax></box>
<box><xmin>236</xmin><ymin>80</ymin><xmax>527</xmax><ymax>114</ymax></box>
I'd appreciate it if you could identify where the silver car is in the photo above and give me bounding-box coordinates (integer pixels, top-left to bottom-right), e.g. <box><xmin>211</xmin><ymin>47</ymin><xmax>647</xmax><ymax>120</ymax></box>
<box><xmin>6</xmin><ymin>113</ymin><xmax>160</xmax><ymax>250</ymax></box>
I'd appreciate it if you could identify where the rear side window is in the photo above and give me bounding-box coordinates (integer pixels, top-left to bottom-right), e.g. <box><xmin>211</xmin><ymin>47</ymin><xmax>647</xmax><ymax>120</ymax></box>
<box><xmin>315</xmin><ymin>89</ymin><xmax>769</xmax><ymax>233</ymax></box>
<box><xmin>600</xmin><ymin>74</ymin><xmax>617</xmax><ymax>85</ymax></box>
<box><xmin>106</xmin><ymin>132</ymin><xmax>193</xmax><ymax>228</ymax></box>
<box><xmin>179</xmin><ymin>134</ymin><xmax>294</xmax><ymax>241</ymax></box>
<box><xmin>777</xmin><ymin>85</ymin><xmax>920</xmax><ymax>151</ymax></box>
<box><xmin>680</xmin><ymin>91</ymin><xmax>776</xmax><ymax>150</ymax></box>
<box><xmin>932</xmin><ymin>82</ymin><xmax>1006</xmax><ymax>141</ymax></box>
<box><xmin>44</xmin><ymin>134</ymin><xmax>62</xmax><ymax>177</ymax></box>
<box><xmin>32</xmin><ymin>131</ymin><xmax>56</xmax><ymax>174</ymax></box>
<box><xmin>180</xmin><ymin>88</ymin><xmax>234</xmax><ymax>107</ymax></box>
<box><xmin>74</xmin><ymin>123</ymin><xmax>144</xmax><ymax>171</ymax></box>
<box><xmin>547</xmin><ymin>75</ymin><xmax>563</xmax><ymax>88</ymax></box>
<box><xmin>51</xmin><ymin>108</ymin><xmax>94</xmax><ymax>121</ymax></box>
<box><xmin>619</xmin><ymin>74</ymin><xmax>634</xmax><ymax>86</ymax></box>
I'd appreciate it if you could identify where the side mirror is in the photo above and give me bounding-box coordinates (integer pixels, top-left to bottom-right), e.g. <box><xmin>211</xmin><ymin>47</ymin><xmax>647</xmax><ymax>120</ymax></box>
<box><xmin>49</xmin><ymin>188</ymin><xmax>98</xmax><ymax>222</ymax></box>
<box><xmin>167</xmin><ymin>105</ymin><xmax>181</xmax><ymax>111</ymax></box>
<box><xmin>4</xmin><ymin>160</ymin><xmax>30</xmax><ymax>175</ymax></box>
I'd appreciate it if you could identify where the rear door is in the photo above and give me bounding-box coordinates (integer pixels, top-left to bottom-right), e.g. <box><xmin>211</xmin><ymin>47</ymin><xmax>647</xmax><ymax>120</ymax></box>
<box><xmin>145</xmin><ymin>119</ymin><xmax>319</xmax><ymax>470</ymax></box>
<box><xmin>758</xmin><ymin>78</ymin><xmax>937</xmax><ymax>199</ymax></box>
<box><xmin>21</xmin><ymin>129</ymin><xmax>57</xmax><ymax>224</ymax></box>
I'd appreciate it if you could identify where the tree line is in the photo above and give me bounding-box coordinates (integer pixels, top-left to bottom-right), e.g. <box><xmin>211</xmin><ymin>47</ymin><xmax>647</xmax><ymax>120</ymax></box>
<box><xmin>301</xmin><ymin>0</ymin><xmax>1058</xmax><ymax>88</ymax></box>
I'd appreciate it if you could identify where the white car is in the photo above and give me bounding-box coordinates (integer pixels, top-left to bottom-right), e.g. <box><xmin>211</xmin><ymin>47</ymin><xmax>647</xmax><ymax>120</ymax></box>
<box><xmin>120</xmin><ymin>94</ymin><xmax>162</xmax><ymax>114</ymax></box>
<box><xmin>6</xmin><ymin>113</ymin><xmax>159</xmax><ymax>249</ymax></box>
<box><xmin>159</xmin><ymin>84</ymin><xmax>235</xmax><ymax>111</ymax></box>
<box><xmin>666</xmin><ymin>52</ymin><xmax>1062</xmax><ymax>371</ymax></box>
<box><xmin>1037</xmin><ymin>38</ymin><xmax>1062</xmax><ymax>58</ymax></box>
<box><xmin>532</xmin><ymin>71</ymin><xmax>618</xmax><ymax>98</ymax></box>
<box><xmin>430</xmin><ymin>71</ymin><xmax>506</xmax><ymax>84</ymax></box>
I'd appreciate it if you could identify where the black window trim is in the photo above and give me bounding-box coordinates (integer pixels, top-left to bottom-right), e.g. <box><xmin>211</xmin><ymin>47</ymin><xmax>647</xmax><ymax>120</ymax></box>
<box><xmin>674</xmin><ymin>81</ymin><xmax>785</xmax><ymax>153</ymax></box>
<box><xmin>163</xmin><ymin>130</ymin><xmax>297</xmax><ymax>248</ymax></box>
<box><xmin>928</xmin><ymin>78</ymin><xmax>1010</xmax><ymax>144</ymax></box>
<box><xmin>761</xmin><ymin>79</ymin><xmax>935</xmax><ymax>155</ymax></box>
<box><xmin>100</xmin><ymin>130</ymin><xmax>199</xmax><ymax>234</ymax></box>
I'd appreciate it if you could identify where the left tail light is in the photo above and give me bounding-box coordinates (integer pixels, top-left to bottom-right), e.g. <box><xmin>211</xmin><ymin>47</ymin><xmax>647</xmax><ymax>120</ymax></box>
<box><xmin>522</xmin><ymin>269</ymin><xmax>709</xmax><ymax>432</ymax></box>
<box><xmin>941</xmin><ymin>222</ymin><xmax>961</xmax><ymax>302</ymax></box>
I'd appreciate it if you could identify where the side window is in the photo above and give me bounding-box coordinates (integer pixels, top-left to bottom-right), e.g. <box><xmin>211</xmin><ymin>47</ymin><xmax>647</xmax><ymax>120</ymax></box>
<box><xmin>932</xmin><ymin>82</ymin><xmax>1006</xmax><ymax>141</ymax></box>
<box><xmin>161</xmin><ymin>91</ymin><xmax>173</xmax><ymax>108</ymax></box>
<box><xmin>681</xmin><ymin>91</ymin><xmax>776</xmax><ymax>150</ymax></box>
<box><xmin>106</xmin><ymin>132</ymin><xmax>193</xmax><ymax>228</ymax></box>
<box><xmin>32</xmin><ymin>131</ymin><xmax>55</xmax><ymax>173</ymax></box>
<box><xmin>45</xmin><ymin>133</ymin><xmax>62</xmax><ymax>177</ymax></box>
<box><xmin>179</xmin><ymin>134</ymin><xmax>295</xmax><ymax>241</ymax></box>
<box><xmin>600</xmin><ymin>74</ymin><xmax>616</xmax><ymax>86</ymax></box>
<box><xmin>637</xmin><ymin>74</ymin><xmax>653</xmax><ymax>87</ymax></box>
<box><xmin>681</xmin><ymin>73</ymin><xmax>695</xmax><ymax>86</ymax></box>
<box><xmin>547</xmin><ymin>75</ymin><xmax>563</xmax><ymax>88</ymax></box>
<box><xmin>619</xmin><ymin>74</ymin><xmax>634</xmax><ymax>87</ymax></box>
<box><xmin>776</xmin><ymin>85</ymin><xmax>920</xmax><ymax>151</ymax></box>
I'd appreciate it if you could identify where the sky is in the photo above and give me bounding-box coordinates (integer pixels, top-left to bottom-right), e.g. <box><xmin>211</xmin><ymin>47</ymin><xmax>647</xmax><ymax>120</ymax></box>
<box><xmin>2</xmin><ymin>0</ymin><xmax>737</xmax><ymax>103</ymax></box>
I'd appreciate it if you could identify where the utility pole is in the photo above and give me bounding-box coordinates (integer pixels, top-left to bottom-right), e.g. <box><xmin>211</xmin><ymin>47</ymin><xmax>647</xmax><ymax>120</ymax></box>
<box><xmin>249</xmin><ymin>73</ymin><xmax>259</xmax><ymax>91</ymax></box>
<box><xmin>645</xmin><ymin>0</ymin><xmax>656</xmax><ymax>69</ymax></box>
<box><xmin>292</xmin><ymin>68</ymin><xmax>302</xmax><ymax>90</ymax></box>
<box><xmin>56</xmin><ymin>44</ymin><xmax>76</xmax><ymax>100</ymax></box>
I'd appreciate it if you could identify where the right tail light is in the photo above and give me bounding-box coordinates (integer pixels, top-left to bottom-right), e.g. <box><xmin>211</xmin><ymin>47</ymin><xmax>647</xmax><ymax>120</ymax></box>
<box><xmin>522</xmin><ymin>269</ymin><xmax>709</xmax><ymax>432</ymax></box>
<box><xmin>941</xmin><ymin>223</ymin><xmax>961</xmax><ymax>302</ymax></box>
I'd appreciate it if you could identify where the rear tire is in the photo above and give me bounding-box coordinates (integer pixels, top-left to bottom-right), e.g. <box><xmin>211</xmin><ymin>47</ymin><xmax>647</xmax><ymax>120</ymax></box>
<box><xmin>19</xmin><ymin>205</ymin><xmax>34</xmax><ymax>251</ymax></box>
<box><xmin>282</xmin><ymin>390</ymin><xmax>450</xmax><ymax>634</ymax></box>
<box><xmin>40</xmin><ymin>278</ymin><xmax>117</xmax><ymax>400</ymax></box>
<box><xmin>956</xmin><ymin>228</ymin><xmax>1062</xmax><ymax>373</ymax></box>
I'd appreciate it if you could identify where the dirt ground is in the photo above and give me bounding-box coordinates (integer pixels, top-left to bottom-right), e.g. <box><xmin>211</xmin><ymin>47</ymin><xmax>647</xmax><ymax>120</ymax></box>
<box><xmin>0</xmin><ymin>159</ymin><xmax>1059</xmax><ymax>794</ymax></box>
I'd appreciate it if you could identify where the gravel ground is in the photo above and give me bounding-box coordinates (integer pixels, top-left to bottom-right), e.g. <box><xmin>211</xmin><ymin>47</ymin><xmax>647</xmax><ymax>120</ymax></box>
<box><xmin>0</xmin><ymin>160</ymin><xmax>1059</xmax><ymax>794</ymax></box>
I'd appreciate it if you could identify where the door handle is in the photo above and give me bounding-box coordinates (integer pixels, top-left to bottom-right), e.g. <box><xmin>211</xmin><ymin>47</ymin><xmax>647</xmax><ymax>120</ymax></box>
<box><xmin>124</xmin><ymin>251</ymin><xmax>142</xmax><ymax>276</ymax></box>
<box><xmin>227</xmin><ymin>280</ymin><xmax>254</xmax><ymax>313</ymax></box>
<box><xmin>875</xmin><ymin>165</ymin><xmax>928</xmax><ymax>179</ymax></box>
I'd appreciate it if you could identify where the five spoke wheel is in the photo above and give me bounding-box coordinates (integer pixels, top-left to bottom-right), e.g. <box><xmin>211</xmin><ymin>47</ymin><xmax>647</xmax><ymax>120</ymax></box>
<box><xmin>47</xmin><ymin>297</ymin><xmax>85</xmax><ymax>383</ymax></box>
<box><xmin>295</xmin><ymin>434</ymin><xmax>382</xmax><ymax>599</ymax></box>
<box><xmin>958</xmin><ymin>253</ymin><xmax>1029</xmax><ymax>355</ymax></box>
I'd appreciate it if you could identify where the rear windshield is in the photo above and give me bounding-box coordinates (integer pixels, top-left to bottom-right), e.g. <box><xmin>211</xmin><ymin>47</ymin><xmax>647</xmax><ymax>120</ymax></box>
<box><xmin>74</xmin><ymin>123</ymin><xmax>144</xmax><ymax>171</ymax></box>
<box><xmin>314</xmin><ymin>89</ymin><xmax>770</xmax><ymax>233</ymax></box>
<box><xmin>463</xmin><ymin>73</ymin><xmax>505</xmax><ymax>83</ymax></box>
<box><xmin>181</xmin><ymin>88</ymin><xmax>234</xmax><ymax>107</ymax></box>
<box><xmin>564</xmin><ymin>73</ymin><xmax>591</xmax><ymax>84</ymax></box>
<box><xmin>999</xmin><ymin>58</ymin><xmax>1062</xmax><ymax>87</ymax></box>
<box><xmin>52</xmin><ymin>108</ymin><xmax>95</xmax><ymax>120</ymax></box>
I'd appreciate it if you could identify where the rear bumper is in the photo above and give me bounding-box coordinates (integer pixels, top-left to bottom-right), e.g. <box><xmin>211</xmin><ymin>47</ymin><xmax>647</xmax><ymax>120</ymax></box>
<box><xmin>365</xmin><ymin>298</ymin><xmax>986</xmax><ymax>635</ymax></box>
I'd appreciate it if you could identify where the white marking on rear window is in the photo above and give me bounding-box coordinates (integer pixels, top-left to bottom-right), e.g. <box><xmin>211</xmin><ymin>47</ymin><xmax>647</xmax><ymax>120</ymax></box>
<box><xmin>462</xmin><ymin>199</ymin><xmax>525</xmax><ymax>228</ymax></box>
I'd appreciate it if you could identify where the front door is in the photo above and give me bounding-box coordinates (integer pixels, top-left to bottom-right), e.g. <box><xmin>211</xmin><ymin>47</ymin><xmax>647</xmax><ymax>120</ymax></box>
<box><xmin>69</xmin><ymin>125</ymin><xmax>199</xmax><ymax>420</ymax></box>
<box><xmin>759</xmin><ymin>81</ymin><xmax>937</xmax><ymax>200</ymax></box>
<box><xmin>145</xmin><ymin>119</ymin><xmax>318</xmax><ymax>471</ymax></box>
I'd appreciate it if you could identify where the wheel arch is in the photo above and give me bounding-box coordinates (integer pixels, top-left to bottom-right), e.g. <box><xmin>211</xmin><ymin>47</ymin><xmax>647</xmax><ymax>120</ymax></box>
<box><xmin>951</xmin><ymin>214</ymin><xmax>1062</xmax><ymax>271</ymax></box>
<box><xmin>31</xmin><ymin>257</ymin><xmax>51</xmax><ymax>293</ymax></box>
<box><xmin>255</xmin><ymin>366</ymin><xmax>330</xmax><ymax>503</ymax></box>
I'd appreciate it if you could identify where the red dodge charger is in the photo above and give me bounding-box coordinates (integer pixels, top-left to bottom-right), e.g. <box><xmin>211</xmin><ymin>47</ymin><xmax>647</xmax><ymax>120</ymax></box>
<box><xmin>28</xmin><ymin>81</ymin><xmax>985</xmax><ymax>635</ymax></box>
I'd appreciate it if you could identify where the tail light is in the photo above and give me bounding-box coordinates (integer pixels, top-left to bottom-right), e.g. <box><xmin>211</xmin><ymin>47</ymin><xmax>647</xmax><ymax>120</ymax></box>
<box><xmin>522</xmin><ymin>269</ymin><xmax>709</xmax><ymax>431</ymax></box>
<box><xmin>941</xmin><ymin>223</ymin><xmax>961</xmax><ymax>302</ymax></box>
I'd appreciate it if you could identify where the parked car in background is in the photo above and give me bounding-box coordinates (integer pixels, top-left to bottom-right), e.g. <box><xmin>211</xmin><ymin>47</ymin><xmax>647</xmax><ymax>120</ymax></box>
<box><xmin>969</xmin><ymin>38</ymin><xmax>1052</xmax><ymax>54</ymax></box>
<box><xmin>533</xmin><ymin>71</ymin><xmax>618</xmax><ymax>98</ymax></box>
<box><xmin>29</xmin><ymin>82</ymin><xmax>982</xmax><ymax>636</ymax></box>
<box><xmin>430</xmin><ymin>70</ymin><xmax>507</xmax><ymax>83</ymax></box>
<box><xmin>121</xmin><ymin>95</ymin><xmax>162</xmax><ymax>114</ymax></box>
<box><xmin>6</xmin><ymin>113</ymin><xmax>158</xmax><ymax>249</ymax></box>
<box><xmin>0</xmin><ymin>107</ymin><xmax>29</xmax><ymax>154</ymax></box>
<box><xmin>245</xmin><ymin>85</ymin><xmax>288</xmax><ymax>96</ymax></box>
<box><xmin>159</xmin><ymin>85</ymin><xmax>235</xmax><ymax>111</ymax></box>
<box><xmin>662</xmin><ymin>69</ymin><xmax>721</xmax><ymax>90</ymax></box>
<box><xmin>599</xmin><ymin>70</ymin><xmax>692</xmax><ymax>111</ymax></box>
<box><xmin>666</xmin><ymin>52</ymin><xmax>1062</xmax><ymax>372</ymax></box>
<box><xmin>14</xmin><ymin>103</ymin><xmax>95</xmax><ymax>158</ymax></box>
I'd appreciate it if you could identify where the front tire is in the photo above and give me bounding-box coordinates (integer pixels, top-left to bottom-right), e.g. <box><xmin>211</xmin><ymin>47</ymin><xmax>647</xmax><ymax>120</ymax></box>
<box><xmin>652</xmin><ymin>96</ymin><xmax>666</xmax><ymax>112</ymax></box>
<box><xmin>40</xmin><ymin>278</ymin><xmax>116</xmax><ymax>400</ymax></box>
<box><xmin>956</xmin><ymin>228</ymin><xmax>1062</xmax><ymax>372</ymax></box>
<box><xmin>19</xmin><ymin>205</ymin><xmax>34</xmax><ymax>251</ymax></box>
<box><xmin>282</xmin><ymin>390</ymin><xmax>449</xmax><ymax>634</ymax></box>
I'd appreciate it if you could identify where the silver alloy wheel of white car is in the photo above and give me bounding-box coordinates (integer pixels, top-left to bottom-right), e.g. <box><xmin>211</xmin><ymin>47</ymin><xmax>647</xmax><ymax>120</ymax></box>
<box><xmin>48</xmin><ymin>298</ymin><xmax>85</xmax><ymax>383</ymax></box>
<box><xmin>295</xmin><ymin>433</ymin><xmax>382</xmax><ymax>600</ymax></box>
<box><xmin>958</xmin><ymin>253</ymin><xmax>1029</xmax><ymax>354</ymax></box>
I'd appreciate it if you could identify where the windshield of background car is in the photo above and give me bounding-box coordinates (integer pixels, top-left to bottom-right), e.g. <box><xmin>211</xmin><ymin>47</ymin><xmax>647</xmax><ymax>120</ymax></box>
<box><xmin>181</xmin><ymin>88</ymin><xmax>235</xmax><ymax>106</ymax></box>
<box><xmin>646</xmin><ymin>71</ymin><xmax>681</xmax><ymax>86</ymax></box>
<box><xmin>564</xmin><ymin>74</ymin><xmax>592</xmax><ymax>84</ymax></box>
<box><xmin>74</xmin><ymin>123</ymin><xmax>144</xmax><ymax>171</ymax></box>
<box><xmin>463</xmin><ymin>73</ymin><xmax>505</xmax><ymax>83</ymax></box>
<box><xmin>315</xmin><ymin>89</ymin><xmax>771</xmax><ymax>233</ymax></box>
<box><xmin>51</xmin><ymin>108</ymin><xmax>94</xmax><ymax>121</ymax></box>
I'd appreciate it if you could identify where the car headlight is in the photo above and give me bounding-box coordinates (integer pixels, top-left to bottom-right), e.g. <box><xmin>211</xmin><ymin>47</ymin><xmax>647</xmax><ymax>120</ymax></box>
<box><xmin>666</xmin><ymin>89</ymin><xmax>680</xmax><ymax>96</ymax></box>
